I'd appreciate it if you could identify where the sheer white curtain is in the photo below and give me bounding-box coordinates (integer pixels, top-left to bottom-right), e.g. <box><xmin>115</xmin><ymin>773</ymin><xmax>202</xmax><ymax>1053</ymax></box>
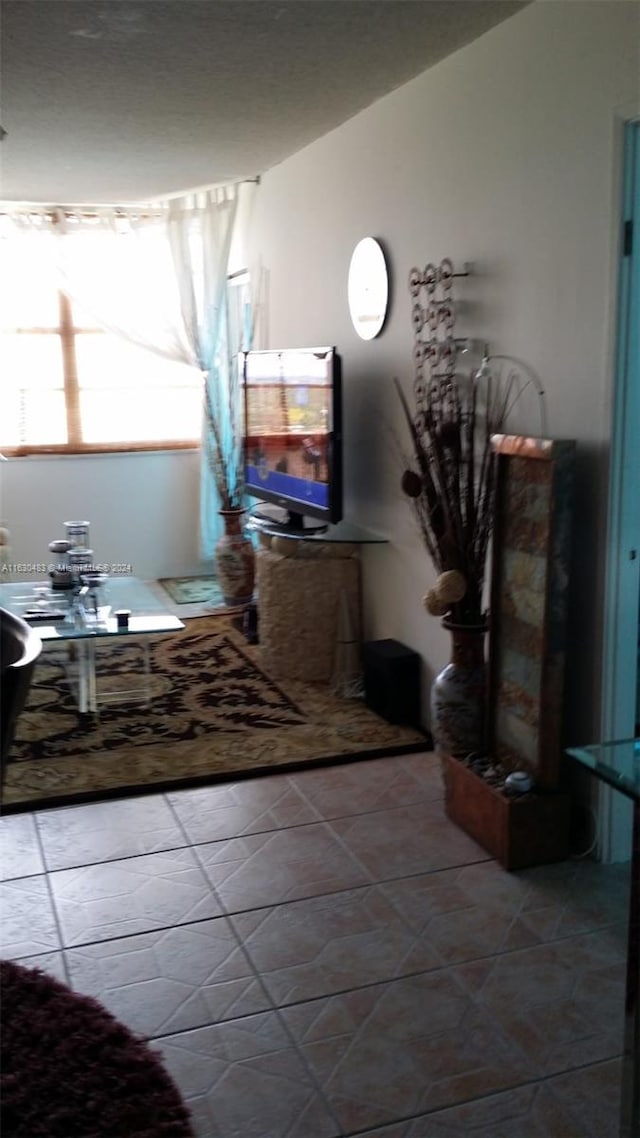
<box><xmin>54</xmin><ymin>207</ymin><xmax>194</xmax><ymax>367</ymax></box>
<box><xmin>166</xmin><ymin>186</ymin><xmax>240</xmax><ymax>556</ymax></box>
<box><xmin>56</xmin><ymin>190</ymin><xmax>242</xmax><ymax>556</ymax></box>
<box><xmin>5</xmin><ymin>185</ymin><xmax>248</xmax><ymax>557</ymax></box>
<box><xmin>0</xmin><ymin>209</ymin><xmax>60</xmax><ymax>321</ymax></box>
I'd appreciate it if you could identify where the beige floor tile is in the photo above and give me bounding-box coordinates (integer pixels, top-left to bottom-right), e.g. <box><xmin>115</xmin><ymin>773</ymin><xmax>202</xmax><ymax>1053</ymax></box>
<box><xmin>197</xmin><ymin>822</ymin><xmax>371</xmax><ymax>911</ymax></box>
<box><xmin>289</xmin><ymin>752</ymin><xmax>443</xmax><ymax>819</ymax></box>
<box><xmin>151</xmin><ymin>1012</ymin><xmax>340</xmax><ymax>1138</ymax></box>
<box><xmin>231</xmin><ymin>885</ymin><xmax>444</xmax><ymax>1004</ymax></box>
<box><xmin>49</xmin><ymin>848</ymin><xmax>222</xmax><ymax>945</ymax></box>
<box><xmin>167</xmin><ymin>773</ymin><xmax>321</xmax><ymax>843</ymax></box>
<box><xmin>354</xmin><ymin>1078</ymin><xmax>599</xmax><ymax>1136</ymax></box>
<box><xmin>65</xmin><ymin>918</ymin><xmax>271</xmax><ymax>1036</ymax></box>
<box><xmin>36</xmin><ymin>793</ymin><xmax>186</xmax><ymax>869</ymax></box>
<box><xmin>329</xmin><ymin>800</ymin><xmax>489</xmax><ymax>881</ymax></box>
<box><xmin>282</xmin><ymin>972</ymin><xmax>532</xmax><ymax>1133</ymax></box>
<box><xmin>0</xmin><ymin>812</ymin><xmax>44</xmax><ymax>880</ymax></box>
<box><xmin>0</xmin><ymin>874</ymin><xmax>61</xmax><ymax>957</ymax></box>
<box><xmin>453</xmin><ymin>929</ymin><xmax>626</xmax><ymax>1076</ymax></box>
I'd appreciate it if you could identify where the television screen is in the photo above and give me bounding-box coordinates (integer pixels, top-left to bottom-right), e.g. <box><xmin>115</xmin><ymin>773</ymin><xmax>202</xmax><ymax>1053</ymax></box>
<box><xmin>241</xmin><ymin>347</ymin><xmax>342</xmax><ymax>531</ymax></box>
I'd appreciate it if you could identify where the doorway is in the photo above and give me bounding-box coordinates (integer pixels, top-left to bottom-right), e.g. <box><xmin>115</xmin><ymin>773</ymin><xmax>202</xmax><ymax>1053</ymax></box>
<box><xmin>600</xmin><ymin>120</ymin><xmax>640</xmax><ymax>861</ymax></box>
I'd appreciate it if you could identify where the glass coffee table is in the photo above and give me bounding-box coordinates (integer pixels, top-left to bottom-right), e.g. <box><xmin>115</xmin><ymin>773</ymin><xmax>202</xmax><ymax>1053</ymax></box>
<box><xmin>0</xmin><ymin>578</ymin><xmax>184</xmax><ymax>714</ymax></box>
<box><xmin>566</xmin><ymin>738</ymin><xmax>639</xmax><ymax>1138</ymax></box>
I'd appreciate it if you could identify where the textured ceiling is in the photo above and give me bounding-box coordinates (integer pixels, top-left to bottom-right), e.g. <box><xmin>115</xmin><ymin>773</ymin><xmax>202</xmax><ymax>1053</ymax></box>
<box><xmin>0</xmin><ymin>0</ymin><xmax>527</xmax><ymax>205</ymax></box>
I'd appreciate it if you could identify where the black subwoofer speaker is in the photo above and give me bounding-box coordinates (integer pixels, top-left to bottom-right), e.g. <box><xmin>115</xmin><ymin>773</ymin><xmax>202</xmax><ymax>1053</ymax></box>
<box><xmin>362</xmin><ymin>639</ymin><xmax>421</xmax><ymax>727</ymax></box>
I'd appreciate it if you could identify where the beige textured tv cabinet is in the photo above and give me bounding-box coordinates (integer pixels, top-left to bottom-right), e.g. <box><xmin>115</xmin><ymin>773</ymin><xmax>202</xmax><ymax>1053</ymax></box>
<box><xmin>249</xmin><ymin>519</ymin><xmax>386</xmax><ymax>685</ymax></box>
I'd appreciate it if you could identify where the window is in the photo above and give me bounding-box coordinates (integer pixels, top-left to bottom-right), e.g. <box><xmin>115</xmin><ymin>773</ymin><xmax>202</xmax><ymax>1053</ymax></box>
<box><xmin>0</xmin><ymin>225</ymin><xmax>204</xmax><ymax>455</ymax></box>
<box><xmin>0</xmin><ymin>298</ymin><xmax>203</xmax><ymax>454</ymax></box>
<box><xmin>226</xmin><ymin>269</ymin><xmax>252</xmax><ymax>358</ymax></box>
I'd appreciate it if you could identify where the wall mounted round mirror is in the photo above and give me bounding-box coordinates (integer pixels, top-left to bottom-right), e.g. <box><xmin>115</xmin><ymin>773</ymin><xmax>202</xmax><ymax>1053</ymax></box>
<box><xmin>347</xmin><ymin>237</ymin><xmax>389</xmax><ymax>340</ymax></box>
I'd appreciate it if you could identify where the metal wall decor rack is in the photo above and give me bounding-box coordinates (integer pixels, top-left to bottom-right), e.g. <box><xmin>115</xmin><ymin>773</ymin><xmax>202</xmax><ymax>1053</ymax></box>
<box><xmin>408</xmin><ymin>258</ymin><xmax>472</xmax><ymax>425</ymax></box>
<box><xmin>408</xmin><ymin>258</ymin><xmax>548</xmax><ymax>439</ymax></box>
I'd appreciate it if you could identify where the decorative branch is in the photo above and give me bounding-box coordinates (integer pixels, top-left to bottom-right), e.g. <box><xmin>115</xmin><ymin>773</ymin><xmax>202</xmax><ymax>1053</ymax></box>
<box><xmin>398</xmin><ymin>261</ymin><xmax>547</xmax><ymax>626</ymax></box>
<box><xmin>203</xmin><ymin>373</ymin><xmax>243</xmax><ymax>511</ymax></box>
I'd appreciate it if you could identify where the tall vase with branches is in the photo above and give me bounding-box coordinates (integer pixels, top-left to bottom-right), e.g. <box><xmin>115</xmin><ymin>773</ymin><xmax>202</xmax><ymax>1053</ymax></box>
<box><xmin>198</xmin><ymin>263</ymin><xmax>258</xmax><ymax>609</ymax></box>
<box><xmin>396</xmin><ymin>349</ymin><xmax>541</xmax><ymax>755</ymax></box>
<box><xmin>203</xmin><ymin>350</ymin><xmax>256</xmax><ymax>608</ymax></box>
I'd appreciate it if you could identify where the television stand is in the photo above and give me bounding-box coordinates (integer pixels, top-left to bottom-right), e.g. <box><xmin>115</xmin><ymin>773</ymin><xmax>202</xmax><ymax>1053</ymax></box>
<box><xmin>248</xmin><ymin>511</ymin><xmax>386</xmax><ymax>547</ymax></box>
<box><xmin>252</xmin><ymin>521</ymin><xmax>387</xmax><ymax>685</ymax></box>
<box><xmin>249</xmin><ymin>504</ymin><xmax>328</xmax><ymax>536</ymax></box>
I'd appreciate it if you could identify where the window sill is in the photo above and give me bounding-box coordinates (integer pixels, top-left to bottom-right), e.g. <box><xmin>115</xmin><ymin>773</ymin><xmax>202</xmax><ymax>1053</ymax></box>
<box><xmin>1</xmin><ymin>442</ymin><xmax>200</xmax><ymax>459</ymax></box>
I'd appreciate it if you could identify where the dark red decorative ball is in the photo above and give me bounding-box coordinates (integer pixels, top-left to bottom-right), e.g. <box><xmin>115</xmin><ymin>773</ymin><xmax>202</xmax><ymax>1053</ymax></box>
<box><xmin>401</xmin><ymin>469</ymin><xmax>423</xmax><ymax>498</ymax></box>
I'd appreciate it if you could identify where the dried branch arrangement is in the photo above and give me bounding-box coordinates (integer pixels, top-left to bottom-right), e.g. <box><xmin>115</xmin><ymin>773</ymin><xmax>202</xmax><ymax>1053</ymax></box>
<box><xmin>396</xmin><ymin>359</ymin><xmax>511</xmax><ymax>626</ymax></box>
<box><xmin>398</xmin><ymin>259</ymin><xmax>545</xmax><ymax>626</ymax></box>
<box><xmin>203</xmin><ymin>366</ymin><xmax>244</xmax><ymax>511</ymax></box>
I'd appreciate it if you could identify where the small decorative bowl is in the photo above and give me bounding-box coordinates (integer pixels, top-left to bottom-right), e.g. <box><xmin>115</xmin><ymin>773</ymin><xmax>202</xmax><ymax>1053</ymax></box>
<box><xmin>504</xmin><ymin>771</ymin><xmax>534</xmax><ymax>794</ymax></box>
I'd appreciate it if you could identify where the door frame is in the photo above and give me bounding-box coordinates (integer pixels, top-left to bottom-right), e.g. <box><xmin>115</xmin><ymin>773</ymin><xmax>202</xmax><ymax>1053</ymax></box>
<box><xmin>600</xmin><ymin>120</ymin><xmax>640</xmax><ymax>861</ymax></box>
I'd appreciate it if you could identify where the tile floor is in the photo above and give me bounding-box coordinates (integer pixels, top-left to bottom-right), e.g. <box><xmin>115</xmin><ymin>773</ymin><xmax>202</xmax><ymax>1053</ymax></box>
<box><xmin>0</xmin><ymin>751</ymin><xmax>630</xmax><ymax>1138</ymax></box>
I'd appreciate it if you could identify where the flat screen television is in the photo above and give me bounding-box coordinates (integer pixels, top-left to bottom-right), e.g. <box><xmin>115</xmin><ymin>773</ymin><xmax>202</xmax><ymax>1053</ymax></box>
<box><xmin>241</xmin><ymin>346</ymin><xmax>343</xmax><ymax>533</ymax></box>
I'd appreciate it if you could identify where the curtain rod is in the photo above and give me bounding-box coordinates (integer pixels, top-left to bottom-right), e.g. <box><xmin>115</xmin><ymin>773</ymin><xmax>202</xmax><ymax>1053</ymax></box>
<box><xmin>0</xmin><ymin>175</ymin><xmax>261</xmax><ymax>215</ymax></box>
<box><xmin>158</xmin><ymin>174</ymin><xmax>260</xmax><ymax>203</ymax></box>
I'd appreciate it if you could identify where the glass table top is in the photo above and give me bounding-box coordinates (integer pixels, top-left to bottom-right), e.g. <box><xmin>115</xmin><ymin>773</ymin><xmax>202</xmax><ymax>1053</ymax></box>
<box><xmin>0</xmin><ymin>578</ymin><xmax>184</xmax><ymax>641</ymax></box>
<box><xmin>566</xmin><ymin>738</ymin><xmax>640</xmax><ymax>803</ymax></box>
<box><xmin>247</xmin><ymin>514</ymin><xmax>388</xmax><ymax>544</ymax></box>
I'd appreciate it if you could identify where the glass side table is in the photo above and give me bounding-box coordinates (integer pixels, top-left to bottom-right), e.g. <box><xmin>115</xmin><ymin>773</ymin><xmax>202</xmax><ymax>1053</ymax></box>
<box><xmin>565</xmin><ymin>739</ymin><xmax>640</xmax><ymax>1138</ymax></box>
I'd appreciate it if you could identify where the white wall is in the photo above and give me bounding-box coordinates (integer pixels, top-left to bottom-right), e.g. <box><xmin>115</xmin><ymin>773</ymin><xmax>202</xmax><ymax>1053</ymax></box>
<box><xmin>1</xmin><ymin>450</ymin><xmax>207</xmax><ymax>581</ymax></box>
<box><xmin>245</xmin><ymin>0</ymin><xmax>640</xmax><ymax>741</ymax></box>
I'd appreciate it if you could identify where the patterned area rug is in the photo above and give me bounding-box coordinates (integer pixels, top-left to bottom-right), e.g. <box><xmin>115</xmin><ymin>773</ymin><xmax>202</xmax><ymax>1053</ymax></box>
<box><xmin>2</xmin><ymin>617</ymin><xmax>426</xmax><ymax>812</ymax></box>
<box><xmin>157</xmin><ymin>576</ymin><xmax>227</xmax><ymax>606</ymax></box>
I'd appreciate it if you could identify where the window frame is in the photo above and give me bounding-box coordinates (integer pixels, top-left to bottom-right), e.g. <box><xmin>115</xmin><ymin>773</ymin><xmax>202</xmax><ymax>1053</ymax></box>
<box><xmin>2</xmin><ymin>264</ymin><xmax>250</xmax><ymax>458</ymax></box>
<box><xmin>2</xmin><ymin>288</ymin><xmax>204</xmax><ymax>459</ymax></box>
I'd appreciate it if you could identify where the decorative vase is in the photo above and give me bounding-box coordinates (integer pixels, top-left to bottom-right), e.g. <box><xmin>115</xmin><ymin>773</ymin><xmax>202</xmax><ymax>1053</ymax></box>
<box><xmin>214</xmin><ymin>509</ymin><xmax>255</xmax><ymax>607</ymax></box>
<box><xmin>430</xmin><ymin>620</ymin><xmax>487</xmax><ymax>757</ymax></box>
